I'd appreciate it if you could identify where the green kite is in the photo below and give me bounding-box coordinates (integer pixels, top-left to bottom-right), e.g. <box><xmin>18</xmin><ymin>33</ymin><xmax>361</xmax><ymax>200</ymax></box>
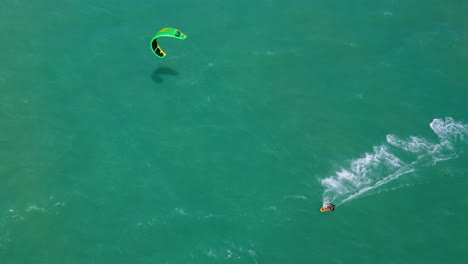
<box><xmin>150</xmin><ymin>28</ymin><xmax>187</xmax><ymax>58</ymax></box>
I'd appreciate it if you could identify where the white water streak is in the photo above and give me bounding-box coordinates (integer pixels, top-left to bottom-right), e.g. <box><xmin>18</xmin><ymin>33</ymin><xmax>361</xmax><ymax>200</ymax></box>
<box><xmin>321</xmin><ymin>117</ymin><xmax>468</xmax><ymax>205</ymax></box>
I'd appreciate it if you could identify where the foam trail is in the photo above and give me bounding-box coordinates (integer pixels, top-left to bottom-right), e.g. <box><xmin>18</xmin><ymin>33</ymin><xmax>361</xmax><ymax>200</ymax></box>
<box><xmin>321</xmin><ymin>117</ymin><xmax>468</xmax><ymax>205</ymax></box>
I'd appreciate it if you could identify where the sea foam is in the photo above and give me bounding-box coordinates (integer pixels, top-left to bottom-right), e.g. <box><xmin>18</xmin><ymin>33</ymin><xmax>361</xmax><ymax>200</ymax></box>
<box><xmin>321</xmin><ymin>117</ymin><xmax>467</xmax><ymax>205</ymax></box>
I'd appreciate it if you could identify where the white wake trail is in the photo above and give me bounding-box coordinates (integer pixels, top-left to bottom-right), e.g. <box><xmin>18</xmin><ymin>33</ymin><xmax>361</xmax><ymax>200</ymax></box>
<box><xmin>321</xmin><ymin>117</ymin><xmax>468</xmax><ymax>205</ymax></box>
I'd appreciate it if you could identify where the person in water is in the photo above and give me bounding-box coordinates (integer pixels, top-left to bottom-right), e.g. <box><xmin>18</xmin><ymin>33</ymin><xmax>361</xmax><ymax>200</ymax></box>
<box><xmin>324</xmin><ymin>201</ymin><xmax>336</xmax><ymax>211</ymax></box>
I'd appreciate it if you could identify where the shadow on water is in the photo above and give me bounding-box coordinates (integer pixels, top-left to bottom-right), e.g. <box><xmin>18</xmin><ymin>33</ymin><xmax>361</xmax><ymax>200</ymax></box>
<box><xmin>151</xmin><ymin>67</ymin><xmax>179</xmax><ymax>83</ymax></box>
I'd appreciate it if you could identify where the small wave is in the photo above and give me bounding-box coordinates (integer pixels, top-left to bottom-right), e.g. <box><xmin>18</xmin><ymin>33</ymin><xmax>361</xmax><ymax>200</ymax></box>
<box><xmin>26</xmin><ymin>205</ymin><xmax>47</xmax><ymax>213</ymax></box>
<box><xmin>321</xmin><ymin>117</ymin><xmax>467</xmax><ymax>205</ymax></box>
<box><xmin>1</xmin><ymin>197</ymin><xmax>66</xmax><ymax>248</ymax></box>
<box><xmin>283</xmin><ymin>195</ymin><xmax>308</xmax><ymax>200</ymax></box>
<box><xmin>203</xmin><ymin>242</ymin><xmax>258</xmax><ymax>263</ymax></box>
<box><xmin>174</xmin><ymin>208</ymin><xmax>187</xmax><ymax>216</ymax></box>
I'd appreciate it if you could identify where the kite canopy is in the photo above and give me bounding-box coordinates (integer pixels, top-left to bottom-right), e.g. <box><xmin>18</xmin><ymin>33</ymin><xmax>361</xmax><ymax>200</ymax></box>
<box><xmin>150</xmin><ymin>28</ymin><xmax>187</xmax><ymax>58</ymax></box>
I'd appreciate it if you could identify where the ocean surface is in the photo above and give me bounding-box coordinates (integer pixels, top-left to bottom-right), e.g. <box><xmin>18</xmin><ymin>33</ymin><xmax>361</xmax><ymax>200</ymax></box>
<box><xmin>1</xmin><ymin>0</ymin><xmax>467</xmax><ymax>263</ymax></box>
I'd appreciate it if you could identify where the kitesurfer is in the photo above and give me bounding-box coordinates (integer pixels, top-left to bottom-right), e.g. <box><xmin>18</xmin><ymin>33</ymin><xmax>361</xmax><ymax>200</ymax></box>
<box><xmin>325</xmin><ymin>202</ymin><xmax>335</xmax><ymax>211</ymax></box>
<box><xmin>320</xmin><ymin>201</ymin><xmax>335</xmax><ymax>212</ymax></box>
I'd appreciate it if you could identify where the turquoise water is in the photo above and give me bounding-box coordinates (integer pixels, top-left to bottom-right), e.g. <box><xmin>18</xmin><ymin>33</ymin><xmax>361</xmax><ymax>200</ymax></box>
<box><xmin>1</xmin><ymin>0</ymin><xmax>467</xmax><ymax>263</ymax></box>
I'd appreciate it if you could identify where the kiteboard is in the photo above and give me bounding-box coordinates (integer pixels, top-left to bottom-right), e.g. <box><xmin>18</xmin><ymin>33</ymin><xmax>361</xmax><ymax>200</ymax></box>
<box><xmin>320</xmin><ymin>201</ymin><xmax>335</xmax><ymax>212</ymax></box>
